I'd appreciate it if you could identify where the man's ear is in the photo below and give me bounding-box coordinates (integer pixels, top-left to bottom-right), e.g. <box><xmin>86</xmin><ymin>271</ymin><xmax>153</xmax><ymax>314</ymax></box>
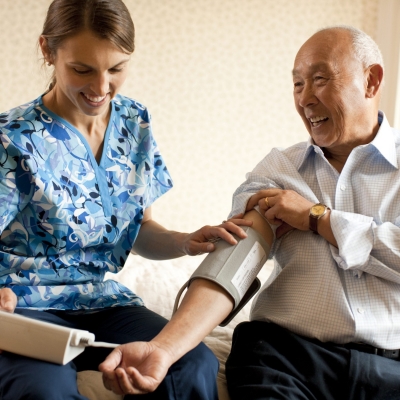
<box><xmin>365</xmin><ymin>64</ymin><xmax>384</xmax><ymax>98</ymax></box>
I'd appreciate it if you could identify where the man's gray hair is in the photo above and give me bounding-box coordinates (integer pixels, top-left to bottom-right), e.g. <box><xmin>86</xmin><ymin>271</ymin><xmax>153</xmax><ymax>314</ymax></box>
<box><xmin>318</xmin><ymin>25</ymin><xmax>384</xmax><ymax>70</ymax></box>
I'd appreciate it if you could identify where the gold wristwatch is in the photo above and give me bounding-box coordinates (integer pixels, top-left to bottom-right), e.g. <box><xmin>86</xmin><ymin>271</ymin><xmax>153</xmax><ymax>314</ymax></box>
<box><xmin>309</xmin><ymin>203</ymin><xmax>329</xmax><ymax>234</ymax></box>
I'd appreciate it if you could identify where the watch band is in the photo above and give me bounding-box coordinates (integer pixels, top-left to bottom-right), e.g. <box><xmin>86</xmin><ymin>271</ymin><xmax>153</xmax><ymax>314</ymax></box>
<box><xmin>309</xmin><ymin>214</ymin><xmax>319</xmax><ymax>234</ymax></box>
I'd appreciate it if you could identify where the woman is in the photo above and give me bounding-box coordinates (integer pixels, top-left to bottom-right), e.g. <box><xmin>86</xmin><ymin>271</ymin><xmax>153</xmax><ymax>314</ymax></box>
<box><xmin>0</xmin><ymin>1</ymin><xmax>248</xmax><ymax>398</ymax></box>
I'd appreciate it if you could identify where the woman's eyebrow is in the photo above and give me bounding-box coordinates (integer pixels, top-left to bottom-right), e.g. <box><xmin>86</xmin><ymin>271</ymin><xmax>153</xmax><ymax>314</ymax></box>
<box><xmin>67</xmin><ymin>59</ymin><xmax>131</xmax><ymax>68</ymax></box>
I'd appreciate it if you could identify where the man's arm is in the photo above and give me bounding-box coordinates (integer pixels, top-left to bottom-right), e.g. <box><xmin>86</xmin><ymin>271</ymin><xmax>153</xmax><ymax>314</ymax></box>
<box><xmin>99</xmin><ymin>210</ymin><xmax>273</xmax><ymax>396</ymax></box>
<box><xmin>246</xmin><ymin>188</ymin><xmax>337</xmax><ymax>246</ymax></box>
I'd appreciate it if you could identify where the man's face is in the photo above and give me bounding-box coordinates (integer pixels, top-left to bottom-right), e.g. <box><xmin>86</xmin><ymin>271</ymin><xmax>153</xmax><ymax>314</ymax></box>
<box><xmin>292</xmin><ymin>30</ymin><xmax>371</xmax><ymax>153</ymax></box>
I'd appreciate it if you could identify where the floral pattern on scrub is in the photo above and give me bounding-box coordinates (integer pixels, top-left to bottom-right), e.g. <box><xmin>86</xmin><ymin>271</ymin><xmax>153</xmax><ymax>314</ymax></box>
<box><xmin>0</xmin><ymin>94</ymin><xmax>173</xmax><ymax>310</ymax></box>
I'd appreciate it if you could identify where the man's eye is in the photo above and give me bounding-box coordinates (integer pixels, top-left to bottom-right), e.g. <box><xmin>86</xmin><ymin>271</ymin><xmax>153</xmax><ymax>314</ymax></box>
<box><xmin>293</xmin><ymin>82</ymin><xmax>303</xmax><ymax>91</ymax></box>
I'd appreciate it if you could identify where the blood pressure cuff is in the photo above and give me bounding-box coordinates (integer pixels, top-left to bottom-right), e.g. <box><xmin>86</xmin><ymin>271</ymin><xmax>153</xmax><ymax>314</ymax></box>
<box><xmin>173</xmin><ymin>226</ymin><xmax>270</xmax><ymax>326</ymax></box>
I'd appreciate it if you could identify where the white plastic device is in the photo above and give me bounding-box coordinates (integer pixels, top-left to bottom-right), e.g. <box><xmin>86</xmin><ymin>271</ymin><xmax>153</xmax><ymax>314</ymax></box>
<box><xmin>0</xmin><ymin>311</ymin><xmax>118</xmax><ymax>365</ymax></box>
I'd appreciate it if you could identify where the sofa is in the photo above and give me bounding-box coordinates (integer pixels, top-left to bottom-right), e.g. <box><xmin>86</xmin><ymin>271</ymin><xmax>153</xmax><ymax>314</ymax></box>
<box><xmin>76</xmin><ymin>253</ymin><xmax>274</xmax><ymax>399</ymax></box>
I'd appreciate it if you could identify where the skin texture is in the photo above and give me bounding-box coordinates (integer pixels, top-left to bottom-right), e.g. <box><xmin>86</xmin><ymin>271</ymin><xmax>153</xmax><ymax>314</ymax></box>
<box><xmin>39</xmin><ymin>30</ymin><xmax>131</xmax><ymax>163</ymax></box>
<box><xmin>246</xmin><ymin>28</ymin><xmax>383</xmax><ymax>244</ymax></box>
<box><xmin>0</xmin><ymin>30</ymin><xmax>253</xmax><ymax>359</ymax></box>
<box><xmin>0</xmin><ymin>288</ymin><xmax>17</xmax><ymax>312</ymax></box>
<box><xmin>292</xmin><ymin>29</ymin><xmax>382</xmax><ymax>172</ymax></box>
<box><xmin>0</xmin><ymin>289</ymin><xmax>17</xmax><ymax>353</ymax></box>
<box><xmin>99</xmin><ymin>27</ymin><xmax>384</xmax><ymax>396</ymax></box>
<box><xmin>99</xmin><ymin>210</ymin><xmax>273</xmax><ymax>396</ymax></box>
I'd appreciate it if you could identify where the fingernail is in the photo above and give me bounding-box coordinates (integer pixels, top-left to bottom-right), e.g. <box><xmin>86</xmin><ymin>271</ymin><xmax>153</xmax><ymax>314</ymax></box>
<box><xmin>206</xmin><ymin>244</ymin><xmax>213</xmax><ymax>251</ymax></box>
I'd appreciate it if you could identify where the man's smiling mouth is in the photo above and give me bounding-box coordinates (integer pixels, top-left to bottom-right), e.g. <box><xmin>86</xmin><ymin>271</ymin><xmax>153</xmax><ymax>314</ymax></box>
<box><xmin>309</xmin><ymin>116</ymin><xmax>329</xmax><ymax>126</ymax></box>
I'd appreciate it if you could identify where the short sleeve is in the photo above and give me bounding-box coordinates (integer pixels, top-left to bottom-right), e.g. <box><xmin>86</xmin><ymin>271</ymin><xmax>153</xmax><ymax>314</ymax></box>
<box><xmin>0</xmin><ymin>128</ymin><xmax>35</xmax><ymax>234</ymax></box>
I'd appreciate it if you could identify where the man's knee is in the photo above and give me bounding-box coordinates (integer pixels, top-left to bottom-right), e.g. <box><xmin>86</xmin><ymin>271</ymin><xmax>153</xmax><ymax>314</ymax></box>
<box><xmin>169</xmin><ymin>342</ymin><xmax>219</xmax><ymax>399</ymax></box>
<box><xmin>184</xmin><ymin>342</ymin><xmax>219</xmax><ymax>374</ymax></box>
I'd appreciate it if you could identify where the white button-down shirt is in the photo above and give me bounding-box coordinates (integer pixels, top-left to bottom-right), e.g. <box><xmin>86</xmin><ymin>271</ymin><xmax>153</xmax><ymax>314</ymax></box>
<box><xmin>229</xmin><ymin>112</ymin><xmax>400</xmax><ymax>349</ymax></box>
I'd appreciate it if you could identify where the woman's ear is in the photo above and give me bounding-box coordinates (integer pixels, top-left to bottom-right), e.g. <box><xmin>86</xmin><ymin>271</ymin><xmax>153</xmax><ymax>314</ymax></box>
<box><xmin>39</xmin><ymin>36</ymin><xmax>53</xmax><ymax>65</ymax></box>
<box><xmin>365</xmin><ymin>64</ymin><xmax>384</xmax><ymax>98</ymax></box>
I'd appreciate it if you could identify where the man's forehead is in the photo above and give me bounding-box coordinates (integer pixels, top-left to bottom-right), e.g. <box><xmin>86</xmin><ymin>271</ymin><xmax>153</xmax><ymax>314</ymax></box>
<box><xmin>292</xmin><ymin>33</ymin><xmax>351</xmax><ymax>76</ymax></box>
<box><xmin>292</xmin><ymin>61</ymin><xmax>331</xmax><ymax>76</ymax></box>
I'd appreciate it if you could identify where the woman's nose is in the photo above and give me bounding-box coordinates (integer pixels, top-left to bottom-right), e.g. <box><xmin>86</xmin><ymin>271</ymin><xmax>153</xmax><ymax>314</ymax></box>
<box><xmin>90</xmin><ymin>73</ymin><xmax>109</xmax><ymax>96</ymax></box>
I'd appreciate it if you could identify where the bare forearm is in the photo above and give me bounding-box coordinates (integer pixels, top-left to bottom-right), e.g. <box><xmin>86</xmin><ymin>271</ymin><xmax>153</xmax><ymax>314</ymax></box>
<box><xmin>149</xmin><ymin>210</ymin><xmax>274</xmax><ymax>361</ymax></box>
<box><xmin>132</xmin><ymin>219</ymin><xmax>188</xmax><ymax>260</ymax></box>
<box><xmin>99</xmin><ymin>210</ymin><xmax>273</xmax><ymax>395</ymax></box>
<box><xmin>99</xmin><ymin>279</ymin><xmax>235</xmax><ymax>395</ymax></box>
<box><xmin>132</xmin><ymin>208</ymin><xmax>251</xmax><ymax>260</ymax></box>
<box><xmin>150</xmin><ymin>279</ymin><xmax>234</xmax><ymax>362</ymax></box>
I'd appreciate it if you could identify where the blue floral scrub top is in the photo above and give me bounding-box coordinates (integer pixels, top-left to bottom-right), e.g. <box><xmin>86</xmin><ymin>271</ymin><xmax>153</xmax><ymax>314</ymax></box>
<box><xmin>0</xmin><ymin>94</ymin><xmax>173</xmax><ymax>310</ymax></box>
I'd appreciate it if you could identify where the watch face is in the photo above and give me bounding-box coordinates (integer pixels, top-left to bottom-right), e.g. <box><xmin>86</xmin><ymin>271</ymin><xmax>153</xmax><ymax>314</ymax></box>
<box><xmin>311</xmin><ymin>204</ymin><xmax>326</xmax><ymax>216</ymax></box>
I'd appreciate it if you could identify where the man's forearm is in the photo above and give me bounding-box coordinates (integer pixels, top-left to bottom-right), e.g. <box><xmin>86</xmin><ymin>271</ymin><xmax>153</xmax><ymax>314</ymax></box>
<box><xmin>150</xmin><ymin>279</ymin><xmax>235</xmax><ymax>362</ymax></box>
<box><xmin>149</xmin><ymin>209</ymin><xmax>274</xmax><ymax>362</ymax></box>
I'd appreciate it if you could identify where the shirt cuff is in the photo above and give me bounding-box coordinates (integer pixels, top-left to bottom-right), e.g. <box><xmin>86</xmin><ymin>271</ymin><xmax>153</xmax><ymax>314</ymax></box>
<box><xmin>330</xmin><ymin>209</ymin><xmax>374</xmax><ymax>270</ymax></box>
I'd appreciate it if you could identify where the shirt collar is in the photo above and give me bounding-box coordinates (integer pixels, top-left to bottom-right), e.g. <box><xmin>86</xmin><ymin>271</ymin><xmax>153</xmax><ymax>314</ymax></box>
<box><xmin>297</xmin><ymin>111</ymin><xmax>397</xmax><ymax>170</ymax></box>
<box><xmin>369</xmin><ymin>111</ymin><xmax>398</xmax><ymax>169</ymax></box>
<box><xmin>297</xmin><ymin>137</ymin><xmax>320</xmax><ymax>170</ymax></box>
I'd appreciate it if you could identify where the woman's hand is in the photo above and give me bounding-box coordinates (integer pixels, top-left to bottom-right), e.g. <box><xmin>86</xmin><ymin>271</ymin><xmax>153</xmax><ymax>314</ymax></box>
<box><xmin>0</xmin><ymin>288</ymin><xmax>17</xmax><ymax>353</ymax></box>
<box><xmin>133</xmin><ymin>208</ymin><xmax>253</xmax><ymax>260</ymax></box>
<box><xmin>182</xmin><ymin>214</ymin><xmax>253</xmax><ymax>256</ymax></box>
<box><xmin>0</xmin><ymin>288</ymin><xmax>17</xmax><ymax>312</ymax></box>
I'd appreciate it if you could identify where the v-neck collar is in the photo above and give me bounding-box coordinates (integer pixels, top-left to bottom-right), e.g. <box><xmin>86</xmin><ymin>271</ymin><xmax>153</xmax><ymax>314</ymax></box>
<box><xmin>38</xmin><ymin>95</ymin><xmax>115</xmax><ymax>168</ymax></box>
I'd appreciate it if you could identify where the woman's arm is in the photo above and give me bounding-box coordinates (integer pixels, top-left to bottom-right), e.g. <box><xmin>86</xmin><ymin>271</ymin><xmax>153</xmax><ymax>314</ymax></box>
<box><xmin>131</xmin><ymin>207</ymin><xmax>253</xmax><ymax>259</ymax></box>
<box><xmin>99</xmin><ymin>209</ymin><xmax>273</xmax><ymax>396</ymax></box>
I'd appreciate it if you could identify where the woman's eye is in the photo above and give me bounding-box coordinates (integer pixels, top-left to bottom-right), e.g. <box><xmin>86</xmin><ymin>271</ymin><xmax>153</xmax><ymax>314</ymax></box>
<box><xmin>74</xmin><ymin>69</ymin><xmax>91</xmax><ymax>74</ymax></box>
<box><xmin>109</xmin><ymin>68</ymin><xmax>123</xmax><ymax>73</ymax></box>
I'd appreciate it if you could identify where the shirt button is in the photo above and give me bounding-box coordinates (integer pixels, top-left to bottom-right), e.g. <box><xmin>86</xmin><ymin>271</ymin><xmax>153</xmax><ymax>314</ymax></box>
<box><xmin>340</xmin><ymin>185</ymin><xmax>346</xmax><ymax>191</ymax></box>
<box><xmin>357</xmin><ymin>307</ymin><xmax>365</xmax><ymax>314</ymax></box>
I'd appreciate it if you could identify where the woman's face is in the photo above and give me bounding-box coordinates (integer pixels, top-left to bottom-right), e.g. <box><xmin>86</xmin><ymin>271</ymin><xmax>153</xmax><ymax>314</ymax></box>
<box><xmin>42</xmin><ymin>30</ymin><xmax>131</xmax><ymax>119</ymax></box>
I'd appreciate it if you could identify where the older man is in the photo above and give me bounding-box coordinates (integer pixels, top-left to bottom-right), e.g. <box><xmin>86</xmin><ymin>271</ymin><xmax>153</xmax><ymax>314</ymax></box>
<box><xmin>101</xmin><ymin>26</ymin><xmax>399</xmax><ymax>400</ymax></box>
<box><xmin>225</xmin><ymin>26</ymin><xmax>400</xmax><ymax>399</ymax></box>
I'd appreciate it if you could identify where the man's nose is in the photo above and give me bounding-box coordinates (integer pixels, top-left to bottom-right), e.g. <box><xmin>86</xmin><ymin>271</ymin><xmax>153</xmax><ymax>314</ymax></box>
<box><xmin>298</xmin><ymin>83</ymin><xmax>317</xmax><ymax>108</ymax></box>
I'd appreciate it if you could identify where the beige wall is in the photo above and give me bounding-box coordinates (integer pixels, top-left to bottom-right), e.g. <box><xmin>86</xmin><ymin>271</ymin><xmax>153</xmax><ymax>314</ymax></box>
<box><xmin>0</xmin><ymin>0</ymin><xmax>380</xmax><ymax>233</ymax></box>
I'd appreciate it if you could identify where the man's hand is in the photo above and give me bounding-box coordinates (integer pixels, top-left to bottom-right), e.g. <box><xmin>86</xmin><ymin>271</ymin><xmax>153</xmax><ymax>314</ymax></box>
<box><xmin>99</xmin><ymin>341</ymin><xmax>175</xmax><ymax>395</ymax></box>
<box><xmin>246</xmin><ymin>189</ymin><xmax>314</xmax><ymax>238</ymax></box>
<box><xmin>182</xmin><ymin>214</ymin><xmax>253</xmax><ymax>256</ymax></box>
